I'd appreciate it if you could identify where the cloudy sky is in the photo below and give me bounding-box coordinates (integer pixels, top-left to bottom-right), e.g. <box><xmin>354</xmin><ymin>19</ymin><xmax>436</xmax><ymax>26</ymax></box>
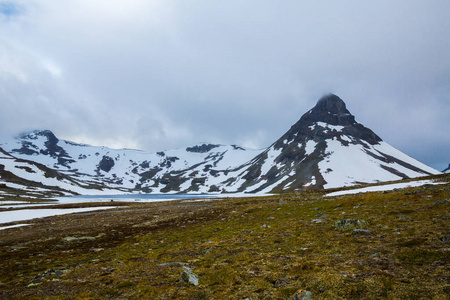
<box><xmin>0</xmin><ymin>0</ymin><xmax>449</xmax><ymax>170</ymax></box>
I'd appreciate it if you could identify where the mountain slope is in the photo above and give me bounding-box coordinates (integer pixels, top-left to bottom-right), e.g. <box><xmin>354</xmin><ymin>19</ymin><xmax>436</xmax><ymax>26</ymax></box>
<box><xmin>0</xmin><ymin>94</ymin><xmax>440</xmax><ymax>194</ymax></box>
<box><xmin>0</xmin><ymin>146</ymin><xmax>117</xmax><ymax>199</ymax></box>
<box><xmin>225</xmin><ymin>94</ymin><xmax>440</xmax><ymax>192</ymax></box>
<box><xmin>0</xmin><ymin>130</ymin><xmax>263</xmax><ymax>194</ymax></box>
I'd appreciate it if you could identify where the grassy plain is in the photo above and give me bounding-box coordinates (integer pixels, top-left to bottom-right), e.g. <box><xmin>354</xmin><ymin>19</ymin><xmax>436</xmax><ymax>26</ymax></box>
<box><xmin>0</xmin><ymin>174</ymin><xmax>449</xmax><ymax>299</ymax></box>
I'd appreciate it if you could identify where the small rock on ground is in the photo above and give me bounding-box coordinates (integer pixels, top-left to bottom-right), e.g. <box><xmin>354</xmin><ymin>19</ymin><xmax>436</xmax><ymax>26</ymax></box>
<box><xmin>335</xmin><ymin>219</ymin><xmax>368</xmax><ymax>229</ymax></box>
<box><xmin>291</xmin><ymin>289</ymin><xmax>313</xmax><ymax>299</ymax></box>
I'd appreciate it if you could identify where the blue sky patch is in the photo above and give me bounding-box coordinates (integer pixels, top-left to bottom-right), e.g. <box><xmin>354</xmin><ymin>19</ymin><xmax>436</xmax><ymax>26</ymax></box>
<box><xmin>0</xmin><ymin>2</ymin><xmax>22</xmax><ymax>17</ymax></box>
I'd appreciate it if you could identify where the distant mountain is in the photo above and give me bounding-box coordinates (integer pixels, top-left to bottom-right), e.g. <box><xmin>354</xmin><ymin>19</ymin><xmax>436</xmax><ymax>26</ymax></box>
<box><xmin>0</xmin><ymin>94</ymin><xmax>440</xmax><ymax>195</ymax></box>
<box><xmin>442</xmin><ymin>164</ymin><xmax>450</xmax><ymax>173</ymax></box>
<box><xmin>0</xmin><ymin>146</ymin><xmax>114</xmax><ymax>199</ymax></box>
<box><xmin>0</xmin><ymin>130</ymin><xmax>262</xmax><ymax>194</ymax></box>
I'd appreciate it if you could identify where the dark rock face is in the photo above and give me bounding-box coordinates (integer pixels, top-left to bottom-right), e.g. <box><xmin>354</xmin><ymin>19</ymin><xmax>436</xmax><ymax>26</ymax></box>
<box><xmin>287</xmin><ymin>94</ymin><xmax>382</xmax><ymax>146</ymax></box>
<box><xmin>12</xmin><ymin>141</ymin><xmax>39</xmax><ymax>155</ymax></box>
<box><xmin>442</xmin><ymin>164</ymin><xmax>450</xmax><ymax>173</ymax></box>
<box><xmin>301</xmin><ymin>94</ymin><xmax>356</xmax><ymax>126</ymax></box>
<box><xmin>14</xmin><ymin>130</ymin><xmax>75</xmax><ymax>167</ymax></box>
<box><xmin>186</xmin><ymin>144</ymin><xmax>220</xmax><ymax>153</ymax></box>
<box><xmin>98</xmin><ymin>156</ymin><xmax>115</xmax><ymax>172</ymax></box>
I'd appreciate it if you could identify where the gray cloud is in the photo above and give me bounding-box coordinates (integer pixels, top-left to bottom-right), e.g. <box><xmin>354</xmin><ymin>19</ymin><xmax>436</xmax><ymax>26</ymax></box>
<box><xmin>0</xmin><ymin>0</ymin><xmax>449</xmax><ymax>170</ymax></box>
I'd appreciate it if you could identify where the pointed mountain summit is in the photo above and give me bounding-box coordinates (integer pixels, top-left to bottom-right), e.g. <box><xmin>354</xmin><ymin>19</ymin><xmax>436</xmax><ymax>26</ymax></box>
<box><xmin>232</xmin><ymin>94</ymin><xmax>439</xmax><ymax>192</ymax></box>
<box><xmin>303</xmin><ymin>94</ymin><xmax>356</xmax><ymax>125</ymax></box>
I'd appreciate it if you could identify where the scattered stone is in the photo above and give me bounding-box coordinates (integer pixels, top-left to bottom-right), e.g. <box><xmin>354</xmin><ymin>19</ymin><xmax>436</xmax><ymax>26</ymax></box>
<box><xmin>291</xmin><ymin>289</ymin><xmax>313</xmax><ymax>299</ymax></box>
<box><xmin>180</xmin><ymin>266</ymin><xmax>199</xmax><ymax>286</ymax></box>
<box><xmin>335</xmin><ymin>219</ymin><xmax>368</xmax><ymax>229</ymax></box>
<box><xmin>27</xmin><ymin>282</ymin><xmax>42</xmax><ymax>288</ymax></box>
<box><xmin>34</xmin><ymin>267</ymin><xmax>71</xmax><ymax>279</ymax></box>
<box><xmin>158</xmin><ymin>262</ymin><xmax>199</xmax><ymax>286</ymax></box>
<box><xmin>351</xmin><ymin>229</ymin><xmax>372</xmax><ymax>236</ymax></box>
<box><xmin>62</xmin><ymin>236</ymin><xmax>96</xmax><ymax>242</ymax></box>
<box><xmin>260</xmin><ymin>224</ymin><xmax>270</xmax><ymax>228</ymax></box>
<box><xmin>274</xmin><ymin>278</ymin><xmax>289</xmax><ymax>287</ymax></box>
<box><xmin>91</xmin><ymin>248</ymin><xmax>104</xmax><ymax>252</ymax></box>
<box><xmin>440</xmin><ymin>235</ymin><xmax>449</xmax><ymax>243</ymax></box>
<box><xmin>157</xmin><ymin>262</ymin><xmax>186</xmax><ymax>267</ymax></box>
<box><xmin>404</xmin><ymin>190</ymin><xmax>425</xmax><ymax>195</ymax></box>
<box><xmin>369</xmin><ymin>253</ymin><xmax>380</xmax><ymax>258</ymax></box>
<box><xmin>11</xmin><ymin>246</ymin><xmax>27</xmax><ymax>251</ymax></box>
<box><xmin>311</xmin><ymin>219</ymin><xmax>326</xmax><ymax>224</ymax></box>
<box><xmin>434</xmin><ymin>199</ymin><xmax>450</xmax><ymax>206</ymax></box>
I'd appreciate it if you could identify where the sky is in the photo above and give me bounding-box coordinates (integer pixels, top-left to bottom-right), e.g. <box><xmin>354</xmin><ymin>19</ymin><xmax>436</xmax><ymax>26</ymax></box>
<box><xmin>0</xmin><ymin>0</ymin><xmax>449</xmax><ymax>171</ymax></box>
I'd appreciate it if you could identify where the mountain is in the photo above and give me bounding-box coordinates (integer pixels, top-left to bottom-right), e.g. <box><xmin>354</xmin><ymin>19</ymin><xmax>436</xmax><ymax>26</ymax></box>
<box><xmin>0</xmin><ymin>130</ymin><xmax>262</xmax><ymax>194</ymax></box>
<box><xmin>229</xmin><ymin>94</ymin><xmax>439</xmax><ymax>192</ymax></box>
<box><xmin>0</xmin><ymin>146</ymin><xmax>116</xmax><ymax>199</ymax></box>
<box><xmin>0</xmin><ymin>94</ymin><xmax>440</xmax><ymax>195</ymax></box>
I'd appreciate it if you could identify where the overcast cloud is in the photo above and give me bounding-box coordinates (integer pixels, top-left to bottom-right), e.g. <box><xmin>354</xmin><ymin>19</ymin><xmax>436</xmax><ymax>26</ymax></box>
<box><xmin>0</xmin><ymin>0</ymin><xmax>449</xmax><ymax>170</ymax></box>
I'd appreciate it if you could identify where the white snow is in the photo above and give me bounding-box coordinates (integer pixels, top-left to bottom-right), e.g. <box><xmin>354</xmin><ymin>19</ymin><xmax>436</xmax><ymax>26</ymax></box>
<box><xmin>318</xmin><ymin>139</ymin><xmax>440</xmax><ymax>189</ymax></box>
<box><xmin>0</xmin><ymin>206</ymin><xmax>117</xmax><ymax>224</ymax></box>
<box><xmin>259</xmin><ymin>147</ymin><xmax>282</xmax><ymax>176</ymax></box>
<box><xmin>325</xmin><ymin>180</ymin><xmax>444</xmax><ymax>197</ymax></box>
<box><xmin>304</xmin><ymin>140</ymin><xmax>317</xmax><ymax>156</ymax></box>
<box><xmin>340</xmin><ymin>135</ymin><xmax>353</xmax><ymax>143</ymax></box>
<box><xmin>304</xmin><ymin>176</ymin><xmax>316</xmax><ymax>187</ymax></box>
<box><xmin>1</xmin><ymin>128</ymin><xmax>440</xmax><ymax>195</ymax></box>
<box><xmin>315</xmin><ymin>122</ymin><xmax>345</xmax><ymax>132</ymax></box>
<box><xmin>0</xmin><ymin>224</ymin><xmax>31</xmax><ymax>230</ymax></box>
<box><xmin>373</xmin><ymin>142</ymin><xmax>439</xmax><ymax>175</ymax></box>
<box><xmin>1</xmin><ymin>135</ymin><xmax>265</xmax><ymax>194</ymax></box>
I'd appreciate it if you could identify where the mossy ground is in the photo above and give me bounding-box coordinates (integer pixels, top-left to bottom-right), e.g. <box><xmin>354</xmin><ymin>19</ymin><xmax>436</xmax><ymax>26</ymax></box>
<box><xmin>0</xmin><ymin>174</ymin><xmax>449</xmax><ymax>299</ymax></box>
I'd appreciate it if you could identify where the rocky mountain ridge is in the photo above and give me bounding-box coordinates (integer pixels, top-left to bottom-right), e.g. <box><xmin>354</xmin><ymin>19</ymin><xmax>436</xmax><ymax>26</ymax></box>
<box><xmin>0</xmin><ymin>94</ymin><xmax>440</xmax><ymax>196</ymax></box>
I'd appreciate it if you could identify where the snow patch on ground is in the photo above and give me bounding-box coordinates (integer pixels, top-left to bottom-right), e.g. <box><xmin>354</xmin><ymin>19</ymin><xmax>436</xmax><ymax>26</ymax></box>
<box><xmin>325</xmin><ymin>180</ymin><xmax>443</xmax><ymax>197</ymax></box>
<box><xmin>0</xmin><ymin>224</ymin><xmax>31</xmax><ymax>230</ymax></box>
<box><xmin>0</xmin><ymin>206</ymin><xmax>117</xmax><ymax>224</ymax></box>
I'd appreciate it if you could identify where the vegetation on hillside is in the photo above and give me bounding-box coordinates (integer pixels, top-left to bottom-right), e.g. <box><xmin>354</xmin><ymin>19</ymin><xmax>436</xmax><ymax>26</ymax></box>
<box><xmin>0</xmin><ymin>174</ymin><xmax>449</xmax><ymax>299</ymax></box>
